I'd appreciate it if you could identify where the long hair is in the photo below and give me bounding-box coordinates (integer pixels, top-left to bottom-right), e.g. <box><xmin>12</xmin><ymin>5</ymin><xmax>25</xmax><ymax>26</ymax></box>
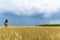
<box><xmin>5</xmin><ymin>19</ymin><xmax>8</xmax><ymax>23</ymax></box>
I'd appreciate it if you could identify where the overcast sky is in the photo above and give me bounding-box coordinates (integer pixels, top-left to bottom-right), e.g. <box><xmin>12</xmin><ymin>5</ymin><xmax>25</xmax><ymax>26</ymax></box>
<box><xmin>0</xmin><ymin>0</ymin><xmax>60</xmax><ymax>26</ymax></box>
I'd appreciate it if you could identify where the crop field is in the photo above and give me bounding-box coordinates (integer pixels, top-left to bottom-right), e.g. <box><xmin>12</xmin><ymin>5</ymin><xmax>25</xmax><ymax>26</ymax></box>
<box><xmin>0</xmin><ymin>26</ymin><xmax>60</xmax><ymax>40</ymax></box>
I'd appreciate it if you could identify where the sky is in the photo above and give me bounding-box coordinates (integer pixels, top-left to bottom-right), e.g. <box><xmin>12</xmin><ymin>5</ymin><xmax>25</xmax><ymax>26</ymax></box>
<box><xmin>0</xmin><ymin>0</ymin><xmax>60</xmax><ymax>26</ymax></box>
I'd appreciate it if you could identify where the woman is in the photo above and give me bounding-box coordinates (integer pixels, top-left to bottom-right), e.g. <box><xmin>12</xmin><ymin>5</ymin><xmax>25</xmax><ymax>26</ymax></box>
<box><xmin>4</xmin><ymin>19</ymin><xmax>8</xmax><ymax>28</ymax></box>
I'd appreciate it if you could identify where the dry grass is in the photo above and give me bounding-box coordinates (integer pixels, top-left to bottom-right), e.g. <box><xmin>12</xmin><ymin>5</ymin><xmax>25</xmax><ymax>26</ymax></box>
<box><xmin>0</xmin><ymin>26</ymin><xmax>60</xmax><ymax>40</ymax></box>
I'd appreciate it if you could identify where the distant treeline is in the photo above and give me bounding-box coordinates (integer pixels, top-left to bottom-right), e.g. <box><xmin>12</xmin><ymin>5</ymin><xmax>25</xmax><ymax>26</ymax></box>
<box><xmin>36</xmin><ymin>24</ymin><xmax>60</xmax><ymax>26</ymax></box>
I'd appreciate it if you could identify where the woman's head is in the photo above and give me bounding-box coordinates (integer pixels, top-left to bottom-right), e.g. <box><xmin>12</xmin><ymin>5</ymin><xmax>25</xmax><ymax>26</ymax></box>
<box><xmin>5</xmin><ymin>19</ymin><xmax>8</xmax><ymax>23</ymax></box>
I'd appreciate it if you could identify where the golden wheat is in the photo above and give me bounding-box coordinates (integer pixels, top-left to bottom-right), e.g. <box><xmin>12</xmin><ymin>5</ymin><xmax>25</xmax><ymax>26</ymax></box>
<box><xmin>0</xmin><ymin>26</ymin><xmax>60</xmax><ymax>40</ymax></box>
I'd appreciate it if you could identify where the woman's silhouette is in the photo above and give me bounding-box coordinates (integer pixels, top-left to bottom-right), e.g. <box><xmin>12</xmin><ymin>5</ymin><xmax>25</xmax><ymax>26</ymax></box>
<box><xmin>4</xmin><ymin>19</ymin><xmax>8</xmax><ymax>28</ymax></box>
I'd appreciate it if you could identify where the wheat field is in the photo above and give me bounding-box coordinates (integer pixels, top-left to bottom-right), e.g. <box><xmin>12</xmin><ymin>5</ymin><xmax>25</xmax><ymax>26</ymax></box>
<box><xmin>0</xmin><ymin>26</ymin><xmax>60</xmax><ymax>40</ymax></box>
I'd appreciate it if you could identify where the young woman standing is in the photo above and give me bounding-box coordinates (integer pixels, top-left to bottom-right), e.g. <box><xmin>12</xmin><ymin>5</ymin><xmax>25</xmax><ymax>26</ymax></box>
<box><xmin>4</xmin><ymin>19</ymin><xmax>8</xmax><ymax>28</ymax></box>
